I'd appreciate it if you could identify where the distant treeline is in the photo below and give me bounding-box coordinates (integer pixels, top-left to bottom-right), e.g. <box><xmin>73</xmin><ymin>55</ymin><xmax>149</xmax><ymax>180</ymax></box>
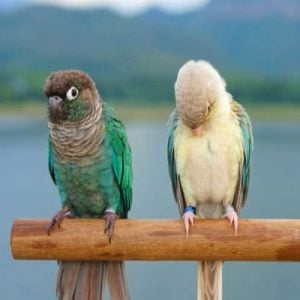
<box><xmin>1</xmin><ymin>6</ymin><xmax>300</xmax><ymax>106</ymax></box>
<box><xmin>0</xmin><ymin>69</ymin><xmax>299</xmax><ymax>105</ymax></box>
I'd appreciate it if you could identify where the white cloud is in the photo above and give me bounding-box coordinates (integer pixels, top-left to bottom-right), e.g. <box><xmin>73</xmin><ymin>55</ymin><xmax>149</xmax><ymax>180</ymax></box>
<box><xmin>32</xmin><ymin>0</ymin><xmax>209</xmax><ymax>14</ymax></box>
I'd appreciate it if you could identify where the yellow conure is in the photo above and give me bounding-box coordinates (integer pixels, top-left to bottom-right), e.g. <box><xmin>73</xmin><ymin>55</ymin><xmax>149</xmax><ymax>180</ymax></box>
<box><xmin>167</xmin><ymin>60</ymin><xmax>253</xmax><ymax>300</ymax></box>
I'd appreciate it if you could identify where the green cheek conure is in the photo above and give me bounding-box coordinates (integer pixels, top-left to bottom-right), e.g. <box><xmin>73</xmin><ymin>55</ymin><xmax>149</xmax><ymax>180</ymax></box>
<box><xmin>45</xmin><ymin>69</ymin><xmax>132</xmax><ymax>300</ymax></box>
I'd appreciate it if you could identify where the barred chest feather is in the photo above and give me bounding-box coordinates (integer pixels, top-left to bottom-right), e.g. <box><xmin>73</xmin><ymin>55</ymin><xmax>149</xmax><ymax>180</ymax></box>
<box><xmin>48</xmin><ymin>106</ymin><xmax>115</xmax><ymax>217</ymax></box>
<box><xmin>48</xmin><ymin>101</ymin><xmax>103</xmax><ymax>161</ymax></box>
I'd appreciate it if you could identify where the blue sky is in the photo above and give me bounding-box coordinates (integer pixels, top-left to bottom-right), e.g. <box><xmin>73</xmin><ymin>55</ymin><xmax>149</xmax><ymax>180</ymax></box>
<box><xmin>1</xmin><ymin>0</ymin><xmax>209</xmax><ymax>14</ymax></box>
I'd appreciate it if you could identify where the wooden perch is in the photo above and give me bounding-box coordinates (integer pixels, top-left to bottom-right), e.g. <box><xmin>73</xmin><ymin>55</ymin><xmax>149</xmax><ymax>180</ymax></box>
<box><xmin>10</xmin><ymin>218</ymin><xmax>300</xmax><ymax>261</ymax></box>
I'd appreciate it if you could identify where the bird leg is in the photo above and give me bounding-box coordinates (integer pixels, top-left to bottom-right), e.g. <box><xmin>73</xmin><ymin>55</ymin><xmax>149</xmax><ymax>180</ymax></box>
<box><xmin>182</xmin><ymin>208</ymin><xmax>198</xmax><ymax>238</ymax></box>
<box><xmin>104</xmin><ymin>210</ymin><xmax>118</xmax><ymax>243</ymax></box>
<box><xmin>223</xmin><ymin>205</ymin><xmax>238</xmax><ymax>235</ymax></box>
<box><xmin>47</xmin><ymin>206</ymin><xmax>72</xmax><ymax>235</ymax></box>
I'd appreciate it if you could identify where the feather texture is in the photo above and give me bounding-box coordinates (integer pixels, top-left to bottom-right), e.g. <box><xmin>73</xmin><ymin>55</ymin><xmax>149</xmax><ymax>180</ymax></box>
<box><xmin>107</xmin><ymin>262</ymin><xmax>130</xmax><ymax>300</ymax></box>
<box><xmin>167</xmin><ymin>60</ymin><xmax>253</xmax><ymax>300</ymax></box>
<box><xmin>167</xmin><ymin>99</ymin><xmax>253</xmax><ymax>217</ymax></box>
<box><xmin>198</xmin><ymin>261</ymin><xmax>222</xmax><ymax>300</ymax></box>
<box><xmin>47</xmin><ymin>70</ymin><xmax>131</xmax><ymax>300</ymax></box>
<box><xmin>103</xmin><ymin>105</ymin><xmax>132</xmax><ymax>216</ymax></box>
<box><xmin>48</xmin><ymin>103</ymin><xmax>132</xmax><ymax>217</ymax></box>
<box><xmin>167</xmin><ymin>109</ymin><xmax>186</xmax><ymax>215</ymax></box>
<box><xmin>49</xmin><ymin>103</ymin><xmax>131</xmax><ymax>299</ymax></box>
<box><xmin>57</xmin><ymin>261</ymin><xmax>108</xmax><ymax>300</ymax></box>
<box><xmin>231</xmin><ymin>100</ymin><xmax>253</xmax><ymax>213</ymax></box>
<box><xmin>168</xmin><ymin>103</ymin><xmax>252</xmax><ymax>300</ymax></box>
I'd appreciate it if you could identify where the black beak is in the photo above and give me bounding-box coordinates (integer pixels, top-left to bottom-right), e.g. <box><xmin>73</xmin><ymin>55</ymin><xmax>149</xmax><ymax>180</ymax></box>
<box><xmin>48</xmin><ymin>96</ymin><xmax>63</xmax><ymax>120</ymax></box>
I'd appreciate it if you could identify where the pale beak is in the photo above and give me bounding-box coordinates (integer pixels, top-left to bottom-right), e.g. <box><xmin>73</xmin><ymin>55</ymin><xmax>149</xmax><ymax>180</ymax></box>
<box><xmin>192</xmin><ymin>126</ymin><xmax>202</xmax><ymax>136</ymax></box>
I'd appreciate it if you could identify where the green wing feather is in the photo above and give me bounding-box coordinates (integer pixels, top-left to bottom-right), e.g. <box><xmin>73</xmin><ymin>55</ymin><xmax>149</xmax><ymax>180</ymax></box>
<box><xmin>167</xmin><ymin>109</ymin><xmax>186</xmax><ymax>215</ymax></box>
<box><xmin>103</xmin><ymin>104</ymin><xmax>132</xmax><ymax>217</ymax></box>
<box><xmin>47</xmin><ymin>102</ymin><xmax>131</xmax><ymax>219</ymax></box>
<box><xmin>231</xmin><ymin>100</ymin><xmax>254</xmax><ymax>213</ymax></box>
<box><xmin>48</xmin><ymin>136</ymin><xmax>56</xmax><ymax>185</ymax></box>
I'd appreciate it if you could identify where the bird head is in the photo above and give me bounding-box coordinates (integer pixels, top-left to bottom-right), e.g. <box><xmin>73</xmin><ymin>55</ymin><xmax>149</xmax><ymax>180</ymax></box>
<box><xmin>175</xmin><ymin>60</ymin><xmax>226</xmax><ymax>129</ymax></box>
<box><xmin>44</xmin><ymin>70</ymin><xmax>101</xmax><ymax>123</ymax></box>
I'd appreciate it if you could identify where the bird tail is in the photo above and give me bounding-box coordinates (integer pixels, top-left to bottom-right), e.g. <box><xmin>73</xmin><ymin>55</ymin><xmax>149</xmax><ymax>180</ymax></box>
<box><xmin>108</xmin><ymin>261</ymin><xmax>130</xmax><ymax>300</ymax></box>
<box><xmin>197</xmin><ymin>261</ymin><xmax>223</xmax><ymax>300</ymax></box>
<box><xmin>56</xmin><ymin>261</ymin><xmax>129</xmax><ymax>300</ymax></box>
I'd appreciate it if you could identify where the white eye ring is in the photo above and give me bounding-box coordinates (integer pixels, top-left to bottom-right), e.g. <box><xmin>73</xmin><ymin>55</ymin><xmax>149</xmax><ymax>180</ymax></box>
<box><xmin>66</xmin><ymin>87</ymin><xmax>79</xmax><ymax>101</ymax></box>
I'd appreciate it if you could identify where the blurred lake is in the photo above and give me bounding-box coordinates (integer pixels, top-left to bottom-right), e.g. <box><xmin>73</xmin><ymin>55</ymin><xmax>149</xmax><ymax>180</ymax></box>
<box><xmin>1</xmin><ymin>117</ymin><xmax>300</xmax><ymax>300</ymax></box>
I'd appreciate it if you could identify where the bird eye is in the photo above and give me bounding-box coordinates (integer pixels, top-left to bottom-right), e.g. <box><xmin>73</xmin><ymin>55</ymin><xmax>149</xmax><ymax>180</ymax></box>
<box><xmin>66</xmin><ymin>87</ymin><xmax>79</xmax><ymax>101</ymax></box>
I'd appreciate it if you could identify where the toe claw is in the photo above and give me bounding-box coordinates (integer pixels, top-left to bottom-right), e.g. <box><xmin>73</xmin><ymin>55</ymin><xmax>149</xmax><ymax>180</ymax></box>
<box><xmin>223</xmin><ymin>207</ymin><xmax>238</xmax><ymax>235</ymax></box>
<box><xmin>46</xmin><ymin>218</ymin><xmax>56</xmax><ymax>236</ymax></box>
<box><xmin>47</xmin><ymin>207</ymin><xmax>72</xmax><ymax>235</ymax></box>
<box><xmin>104</xmin><ymin>211</ymin><xmax>117</xmax><ymax>243</ymax></box>
<box><xmin>182</xmin><ymin>211</ymin><xmax>197</xmax><ymax>238</ymax></box>
<box><xmin>47</xmin><ymin>223</ymin><xmax>53</xmax><ymax>236</ymax></box>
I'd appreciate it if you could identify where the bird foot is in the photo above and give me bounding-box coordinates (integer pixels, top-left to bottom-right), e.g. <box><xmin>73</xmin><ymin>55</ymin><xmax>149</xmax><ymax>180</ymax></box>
<box><xmin>182</xmin><ymin>211</ymin><xmax>198</xmax><ymax>238</ymax></box>
<box><xmin>47</xmin><ymin>207</ymin><xmax>72</xmax><ymax>235</ymax></box>
<box><xmin>223</xmin><ymin>207</ymin><xmax>238</xmax><ymax>235</ymax></box>
<box><xmin>104</xmin><ymin>210</ymin><xmax>118</xmax><ymax>243</ymax></box>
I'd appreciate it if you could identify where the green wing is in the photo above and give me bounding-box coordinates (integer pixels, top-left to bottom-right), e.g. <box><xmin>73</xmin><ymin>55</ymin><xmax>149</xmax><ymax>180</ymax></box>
<box><xmin>48</xmin><ymin>136</ymin><xmax>56</xmax><ymax>185</ymax></box>
<box><xmin>231</xmin><ymin>100</ymin><xmax>254</xmax><ymax>213</ymax></box>
<box><xmin>167</xmin><ymin>109</ymin><xmax>186</xmax><ymax>215</ymax></box>
<box><xmin>103</xmin><ymin>104</ymin><xmax>132</xmax><ymax>217</ymax></box>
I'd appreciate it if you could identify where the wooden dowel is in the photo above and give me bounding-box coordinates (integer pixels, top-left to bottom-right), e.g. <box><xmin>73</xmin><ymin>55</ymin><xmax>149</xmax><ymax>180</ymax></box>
<box><xmin>10</xmin><ymin>218</ymin><xmax>300</xmax><ymax>261</ymax></box>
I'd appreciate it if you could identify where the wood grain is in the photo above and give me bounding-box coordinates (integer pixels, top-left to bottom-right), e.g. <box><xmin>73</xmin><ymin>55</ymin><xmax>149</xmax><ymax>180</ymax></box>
<box><xmin>10</xmin><ymin>218</ymin><xmax>300</xmax><ymax>261</ymax></box>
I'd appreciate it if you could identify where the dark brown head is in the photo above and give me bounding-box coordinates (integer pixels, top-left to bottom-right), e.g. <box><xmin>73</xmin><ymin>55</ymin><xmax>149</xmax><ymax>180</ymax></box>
<box><xmin>44</xmin><ymin>70</ymin><xmax>101</xmax><ymax>123</ymax></box>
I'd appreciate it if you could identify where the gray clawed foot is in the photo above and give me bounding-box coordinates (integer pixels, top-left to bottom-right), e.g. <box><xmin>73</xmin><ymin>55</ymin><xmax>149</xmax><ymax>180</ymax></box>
<box><xmin>104</xmin><ymin>211</ymin><xmax>118</xmax><ymax>243</ymax></box>
<box><xmin>47</xmin><ymin>207</ymin><xmax>72</xmax><ymax>235</ymax></box>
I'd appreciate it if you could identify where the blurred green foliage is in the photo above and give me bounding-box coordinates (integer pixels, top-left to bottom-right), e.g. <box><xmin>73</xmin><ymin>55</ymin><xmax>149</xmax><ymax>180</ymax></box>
<box><xmin>1</xmin><ymin>68</ymin><xmax>299</xmax><ymax>105</ymax></box>
<box><xmin>0</xmin><ymin>5</ymin><xmax>299</xmax><ymax>106</ymax></box>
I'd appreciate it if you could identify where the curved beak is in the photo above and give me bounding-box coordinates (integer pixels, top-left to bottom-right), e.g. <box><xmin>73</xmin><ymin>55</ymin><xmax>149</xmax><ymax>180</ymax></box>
<box><xmin>191</xmin><ymin>126</ymin><xmax>202</xmax><ymax>136</ymax></box>
<box><xmin>48</xmin><ymin>96</ymin><xmax>63</xmax><ymax>120</ymax></box>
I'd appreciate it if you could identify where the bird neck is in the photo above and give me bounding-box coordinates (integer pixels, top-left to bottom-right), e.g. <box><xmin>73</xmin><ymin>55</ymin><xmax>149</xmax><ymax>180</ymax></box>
<box><xmin>48</xmin><ymin>101</ymin><xmax>104</xmax><ymax>161</ymax></box>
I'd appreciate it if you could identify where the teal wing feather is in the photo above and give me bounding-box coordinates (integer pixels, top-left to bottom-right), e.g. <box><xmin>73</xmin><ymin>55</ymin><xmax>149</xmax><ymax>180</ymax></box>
<box><xmin>167</xmin><ymin>109</ymin><xmax>186</xmax><ymax>215</ymax></box>
<box><xmin>231</xmin><ymin>100</ymin><xmax>254</xmax><ymax>213</ymax></box>
<box><xmin>103</xmin><ymin>104</ymin><xmax>132</xmax><ymax>217</ymax></box>
<box><xmin>48</xmin><ymin>136</ymin><xmax>56</xmax><ymax>185</ymax></box>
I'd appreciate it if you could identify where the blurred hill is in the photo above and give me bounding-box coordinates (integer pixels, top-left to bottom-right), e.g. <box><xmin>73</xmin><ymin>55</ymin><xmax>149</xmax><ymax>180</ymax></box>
<box><xmin>0</xmin><ymin>0</ymin><xmax>300</xmax><ymax>104</ymax></box>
